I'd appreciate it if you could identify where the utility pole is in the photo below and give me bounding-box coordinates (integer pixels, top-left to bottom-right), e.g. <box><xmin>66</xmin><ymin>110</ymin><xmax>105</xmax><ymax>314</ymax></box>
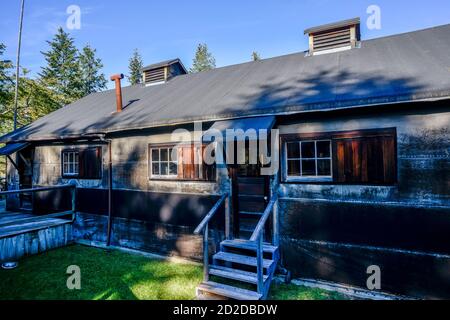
<box><xmin>13</xmin><ymin>0</ymin><xmax>25</xmax><ymax>131</ymax></box>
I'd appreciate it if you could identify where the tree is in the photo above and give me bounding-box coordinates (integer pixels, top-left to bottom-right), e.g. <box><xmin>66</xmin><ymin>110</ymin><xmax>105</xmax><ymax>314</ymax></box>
<box><xmin>79</xmin><ymin>44</ymin><xmax>107</xmax><ymax>96</ymax></box>
<box><xmin>39</xmin><ymin>27</ymin><xmax>82</xmax><ymax>105</ymax></box>
<box><xmin>251</xmin><ymin>51</ymin><xmax>261</xmax><ymax>61</ymax></box>
<box><xmin>190</xmin><ymin>43</ymin><xmax>216</xmax><ymax>73</ymax></box>
<box><xmin>128</xmin><ymin>49</ymin><xmax>143</xmax><ymax>85</ymax></box>
<box><xmin>0</xmin><ymin>43</ymin><xmax>13</xmax><ymax>112</ymax></box>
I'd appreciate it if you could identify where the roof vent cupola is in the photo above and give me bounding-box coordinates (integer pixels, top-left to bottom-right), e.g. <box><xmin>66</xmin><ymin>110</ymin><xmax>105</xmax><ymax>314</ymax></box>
<box><xmin>304</xmin><ymin>17</ymin><xmax>361</xmax><ymax>56</ymax></box>
<box><xmin>141</xmin><ymin>58</ymin><xmax>187</xmax><ymax>86</ymax></box>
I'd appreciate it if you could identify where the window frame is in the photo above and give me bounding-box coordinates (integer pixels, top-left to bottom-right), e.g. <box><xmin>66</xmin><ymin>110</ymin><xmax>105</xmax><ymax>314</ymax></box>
<box><xmin>62</xmin><ymin>150</ymin><xmax>80</xmax><ymax>177</ymax></box>
<box><xmin>149</xmin><ymin>145</ymin><xmax>178</xmax><ymax>179</ymax></box>
<box><xmin>284</xmin><ymin>139</ymin><xmax>333</xmax><ymax>183</ymax></box>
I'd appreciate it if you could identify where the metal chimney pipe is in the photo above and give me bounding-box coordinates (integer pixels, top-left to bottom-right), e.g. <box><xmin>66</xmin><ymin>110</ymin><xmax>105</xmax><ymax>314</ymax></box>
<box><xmin>110</xmin><ymin>74</ymin><xmax>124</xmax><ymax>113</ymax></box>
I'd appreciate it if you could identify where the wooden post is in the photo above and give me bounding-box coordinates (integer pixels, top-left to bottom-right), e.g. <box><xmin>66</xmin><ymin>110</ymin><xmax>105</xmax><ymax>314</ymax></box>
<box><xmin>203</xmin><ymin>223</ymin><xmax>209</xmax><ymax>282</ymax></box>
<box><xmin>256</xmin><ymin>234</ymin><xmax>264</xmax><ymax>295</ymax></box>
<box><xmin>272</xmin><ymin>198</ymin><xmax>279</xmax><ymax>246</ymax></box>
<box><xmin>225</xmin><ymin>194</ymin><xmax>230</xmax><ymax>240</ymax></box>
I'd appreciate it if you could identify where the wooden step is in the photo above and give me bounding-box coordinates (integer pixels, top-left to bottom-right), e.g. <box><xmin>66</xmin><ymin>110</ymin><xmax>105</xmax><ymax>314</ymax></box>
<box><xmin>209</xmin><ymin>265</ymin><xmax>268</xmax><ymax>284</ymax></box>
<box><xmin>221</xmin><ymin>239</ymin><xmax>278</xmax><ymax>254</ymax></box>
<box><xmin>196</xmin><ymin>281</ymin><xmax>262</xmax><ymax>300</ymax></box>
<box><xmin>239</xmin><ymin>211</ymin><xmax>263</xmax><ymax>217</ymax></box>
<box><xmin>213</xmin><ymin>252</ymin><xmax>274</xmax><ymax>270</ymax></box>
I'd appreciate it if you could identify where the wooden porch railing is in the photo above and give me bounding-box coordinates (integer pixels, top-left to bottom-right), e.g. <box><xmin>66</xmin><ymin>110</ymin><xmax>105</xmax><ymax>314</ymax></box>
<box><xmin>0</xmin><ymin>184</ymin><xmax>77</xmax><ymax>227</ymax></box>
<box><xmin>249</xmin><ymin>194</ymin><xmax>279</xmax><ymax>295</ymax></box>
<box><xmin>194</xmin><ymin>193</ymin><xmax>230</xmax><ymax>282</ymax></box>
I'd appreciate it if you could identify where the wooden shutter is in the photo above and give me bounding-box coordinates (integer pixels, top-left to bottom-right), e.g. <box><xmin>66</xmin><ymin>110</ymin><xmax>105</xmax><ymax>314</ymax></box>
<box><xmin>177</xmin><ymin>144</ymin><xmax>216</xmax><ymax>181</ymax></box>
<box><xmin>79</xmin><ymin>147</ymin><xmax>102</xmax><ymax>179</ymax></box>
<box><xmin>334</xmin><ymin>130</ymin><xmax>396</xmax><ymax>184</ymax></box>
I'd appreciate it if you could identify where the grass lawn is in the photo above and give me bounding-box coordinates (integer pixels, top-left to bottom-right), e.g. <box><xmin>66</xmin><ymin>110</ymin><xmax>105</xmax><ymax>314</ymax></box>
<box><xmin>0</xmin><ymin>245</ymin><xmax>346</xmax><ymax>300</ymax></box>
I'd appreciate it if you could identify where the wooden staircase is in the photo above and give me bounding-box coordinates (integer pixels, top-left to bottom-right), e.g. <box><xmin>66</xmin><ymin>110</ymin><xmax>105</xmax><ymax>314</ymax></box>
<box><xmin>194</xmin><ymin>194</ymin><xmax>279</xmax><ymax>300</ymax></box>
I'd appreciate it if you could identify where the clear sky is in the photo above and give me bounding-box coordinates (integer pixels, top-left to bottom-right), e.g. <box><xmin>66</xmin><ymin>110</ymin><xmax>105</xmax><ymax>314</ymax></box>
<box><xmin>1</xmin><ymin>0</ymin><xmax>449</xmax><ymax>87</ymax></box>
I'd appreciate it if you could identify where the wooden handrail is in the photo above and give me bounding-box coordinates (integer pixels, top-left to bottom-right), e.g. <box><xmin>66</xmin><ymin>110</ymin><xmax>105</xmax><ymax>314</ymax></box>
<box><xmin>194</xmin><ymin>193</ymin><xmax>228</xmax><ymax>235</ymax></box>
<box><xmin>249</xmin><ymin>194</ymin><xmax>278</xmax><ymax>242</ymax></box>
<box><xmin>0</xmin><ymin>184</ymin><xmax>76</xmax><ymax>195</ymax></box>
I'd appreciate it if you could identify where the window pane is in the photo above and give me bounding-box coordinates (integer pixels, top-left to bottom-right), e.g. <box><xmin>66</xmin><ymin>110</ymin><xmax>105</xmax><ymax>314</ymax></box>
<box><xmin>169</xmin><ymin>162</ymin><xmax>177</xmax><ymax>175</ymax></box>
<box><xmin>152</xmin><ymin>163</ymin><xmax>160</xmax><ymax>175</ymax></box>
<box><xmin>160</xmin><ymin>149</ymin><xmax>168</xmax><ymax>161</ymax></box>
<box><xmin>286</xmin><ymin>142</ymin><xmax>300</xmax><ymax>158</ymax></box>
<box><xmin>152</xmin><ymin>149</ymin><xmax>159</xmax><ymax>161</ymax></box>
<box><xmin>161</xmin><ymin>162</ymin><xmax>168</xmax><ymax>175</ymax></box>
<box><xmin>317</xmin><ymin>141</ymin><xmax>331</xmax><ymax>158</ymax></box>
<box><xmin>63</xmin><ymin>163</ymin><xmax>68</xmax><ymax>174</ymax></box>
<box><xmin>301</xmin><ymin>142</ymin><xmax>315</xmax><ymax>158</ymax></box>
<box><xmin>317</xmin><ymin>159</ymin><xmax>331</xmax><ymax>176</ymax></box>
<box><xmin>301</xmin><ymin>160</ymin><xmax>316</xmax><ymax>176</ymax></box>
<box><xmin>287</xmin><ymin>160</ymin><xmax>300</xmax><ymax>176</ymax></box>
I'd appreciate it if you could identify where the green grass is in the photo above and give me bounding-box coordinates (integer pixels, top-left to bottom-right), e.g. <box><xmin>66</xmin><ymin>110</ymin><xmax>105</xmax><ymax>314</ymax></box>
<box><xmin>0</xmin><ymin>245</ymin><xmax>347</xmax><ymax>300</ymax></box>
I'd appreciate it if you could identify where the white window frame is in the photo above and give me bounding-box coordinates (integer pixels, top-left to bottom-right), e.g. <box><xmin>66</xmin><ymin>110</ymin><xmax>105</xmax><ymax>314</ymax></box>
<box><xmin>285</xmin><ymin>139</ymin><xmax>333</xmax><ymax>182</ymax></box>
<box><xmin>62</xmin><ymin>151</ymin><xmax>79</xmax><ymax>177</ymax></box>
<box><xmin>149</xmin><ymin>146</ymin><xmax>178</xmax><ymax>179</ymax></box>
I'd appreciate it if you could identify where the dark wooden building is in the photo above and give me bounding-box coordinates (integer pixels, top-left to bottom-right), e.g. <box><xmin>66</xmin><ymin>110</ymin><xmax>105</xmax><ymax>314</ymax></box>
<box><xmin>1</xmin><ymin>19</ymin><xmax>449</xmax><ymax>299</ymax></box>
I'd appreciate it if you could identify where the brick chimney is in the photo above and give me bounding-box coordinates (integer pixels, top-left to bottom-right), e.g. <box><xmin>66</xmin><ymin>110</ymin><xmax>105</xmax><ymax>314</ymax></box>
<box><xmin>110</xmin><ymin>74</ymin><xmax>124</xmax><ymax>113</ymax></box>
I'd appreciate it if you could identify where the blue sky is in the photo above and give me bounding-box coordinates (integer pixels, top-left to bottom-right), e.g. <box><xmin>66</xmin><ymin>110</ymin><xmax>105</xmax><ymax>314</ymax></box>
<box><xmin>1</xmin><ymin>0</ymin><xmax>449</xmax><ymax>87</ymax></box>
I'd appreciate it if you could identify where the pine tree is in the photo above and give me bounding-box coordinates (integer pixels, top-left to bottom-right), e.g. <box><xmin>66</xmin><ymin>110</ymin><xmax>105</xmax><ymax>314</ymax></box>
<box><xmin>251</xmin><ymin>51</ymin><xmax>261</xmax><ymax>61</ymax></box>
<box><xmin>190</xmin><ymin>43</ymin><xmax>216</xmax><ymax>73</ymax></box>
<box><xmin>39</xmin><ymin>27</ymin><xmax>82</xmax><ymax>105</ymax></box>
<box><xmin>0</xmin><ymin>43</ymin><xmax>13</xmax><ymax>112</ymax></box>
<box><xmin>128</xmin><ymin>49</ymin><xmax>143</xmax><ymax>85</ymax></box>
<box><xmin>79</xmin><ymin>44</ymin><xmax>107</xmax><ymax>96</ymax></box>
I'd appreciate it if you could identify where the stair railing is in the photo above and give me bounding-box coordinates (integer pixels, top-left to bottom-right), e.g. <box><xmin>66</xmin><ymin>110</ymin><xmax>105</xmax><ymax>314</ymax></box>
<box><xmin>194</xmin><ymin>193</ymin><xmax>230</xmax><ymax>282</ymax></box>
<box><xmin>249</xmin><ymin>194</ymin><xmax>278</xmax><ymax>295</ymax></box>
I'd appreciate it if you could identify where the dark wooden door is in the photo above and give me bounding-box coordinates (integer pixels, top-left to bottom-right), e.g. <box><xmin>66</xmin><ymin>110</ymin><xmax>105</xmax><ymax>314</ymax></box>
<box><xmin>230</xmin><ymin>168</ymin><xmax>270</xmax><ymax>240</ymax></box>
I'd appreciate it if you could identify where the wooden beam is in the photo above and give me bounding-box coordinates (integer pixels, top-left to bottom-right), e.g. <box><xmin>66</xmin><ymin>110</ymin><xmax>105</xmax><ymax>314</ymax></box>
<box><xmin>6</xmin><ymin>155</ymin><xmax>19</xmax><ymax>171</ymax></box>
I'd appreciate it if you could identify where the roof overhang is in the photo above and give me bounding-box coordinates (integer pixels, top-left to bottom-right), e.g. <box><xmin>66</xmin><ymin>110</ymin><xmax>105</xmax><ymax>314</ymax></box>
<box><xmin>0</xmin><ymin>142</ymin><xmax>30</xmax><ymax>156</ymax></box>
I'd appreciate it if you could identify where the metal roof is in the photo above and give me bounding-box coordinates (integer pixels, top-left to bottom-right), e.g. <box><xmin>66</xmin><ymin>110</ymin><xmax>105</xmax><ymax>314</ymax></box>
<box><xmin>2</xmin><ymin>24</ymin><xmax>450</xmax><ymax>143</ymax></box>
<box><xmin>304</xmin><ymin>17</ymin><xmax>361</xmax><ymax>34</ymax></box>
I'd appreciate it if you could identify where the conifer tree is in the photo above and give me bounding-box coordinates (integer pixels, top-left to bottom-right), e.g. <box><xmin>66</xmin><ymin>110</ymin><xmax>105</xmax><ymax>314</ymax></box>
<box><xmin>190</xmin><ymin>43</ymin><xmax>216</xmax><ymax>73</ymax></box>
<box><xmin>128</xmin><ymin>49</ymin><xmax>143</xmax><ymax>85</ymax></box>
<box><xmin>79</xmin><ymin>44</ymin><xmax>107</xmax><ymax>95</ymax></box>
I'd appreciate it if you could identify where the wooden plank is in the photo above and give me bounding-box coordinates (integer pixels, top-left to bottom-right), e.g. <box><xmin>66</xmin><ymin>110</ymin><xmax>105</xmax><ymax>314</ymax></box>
<box><xmin>213</xmin><ymin>251</ymin><xmax>273</xmax><ymax>269</ymax></box>
<box><xmin>209</xmin><ymin>265</ymin><xmax>268</xmax><ymax>284</ymax></box>
<box><xmin>197</xmin><ymin>281</ymin><xmax>262</xmax><ymax>300</ymax></box>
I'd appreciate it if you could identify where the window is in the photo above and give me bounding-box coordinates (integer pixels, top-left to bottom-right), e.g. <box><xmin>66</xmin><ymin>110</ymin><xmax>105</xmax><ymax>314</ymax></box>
<box><xmin>286</xmin><ymin>140</ymin><xmax>332</xmax><ymax>181</ymax></box>
<box><xmin>281</xmin><ymin>128</ymin><xmax>397</xmax><ymax>184</ymax></box>
<box><xmin>149</xmin><ymin>144</ymin><xmax>216</xmax><ymax>181</ymax></box>
<box><xmin>62</xmin><ymin>151</ymin><xmax>79</xmax><ymax>176</ymax></box>
<box><xmin>61</xmin><ymin>147</ymin><xmax>102</xmax><ymax>179</ymax></box>
<box><xmin>150</xmin><ymin>147</ymin><xmax>178</xmax><ymax>178</ymax></box>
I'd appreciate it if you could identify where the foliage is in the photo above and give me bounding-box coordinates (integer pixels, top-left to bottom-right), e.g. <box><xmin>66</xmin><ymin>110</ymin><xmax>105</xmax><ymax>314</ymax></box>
<box><xmin>39</xmin><ymin>27</ymin><xmax>83</xmax><ymax>105</ymax></box>
<box><xmin>128</xmin><ymin>48</ymin><xmax>143</xmax><ymax>85</ymax></box>
<box><xmin>0</xmin><ymin>245</ymin><xmax>349</xmax><ymax>300</ymax></box>
<box><xmin>190</xmin><ymin>43</ymin><xmax>216</xmax><ymax>73</ymax></box>
<box><xmin>251</xmin><ymin>51</ymin><xmax>261</xmax><ymax>61</ymax></box>
<box><xmin>79</xmin><ymin>45</ymin><xmax>107</xmax><ymax>96</ymax></box>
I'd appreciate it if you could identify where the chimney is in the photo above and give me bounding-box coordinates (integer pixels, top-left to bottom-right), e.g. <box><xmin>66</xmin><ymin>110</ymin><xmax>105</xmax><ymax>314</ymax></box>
<box><xmin>110</xmin><ymin>73</ymin><xmax>124</xmax><ymax>113</ymax></box>
<box><xmin>304</xmin><ymin>18</ymin><xmax>361</xmax><ymax>56</ymax></box>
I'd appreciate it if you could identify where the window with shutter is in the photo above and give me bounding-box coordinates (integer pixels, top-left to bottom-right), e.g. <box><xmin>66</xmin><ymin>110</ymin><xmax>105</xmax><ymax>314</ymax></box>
<box><xmin>149</xmin><ymin>144</ymin><xmax>216</xmax><ymax>181</ymax></box>
<box><xmin>61</xmin><ymin>147</ymin><xmax>102</xmax><ymax>179</ymax></box>
<box><xmin>281</xmin><ymin>128</ymin><xmax>397</xmax><ymax>185</ymax></box>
